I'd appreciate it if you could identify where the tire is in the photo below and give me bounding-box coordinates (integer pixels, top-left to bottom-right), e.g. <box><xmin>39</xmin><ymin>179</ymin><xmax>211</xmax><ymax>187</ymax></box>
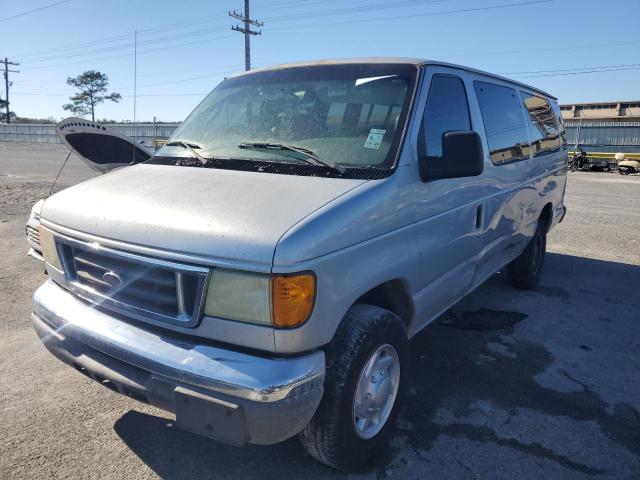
<box><xmin>299</xmin><ymin>304</ymin><xmax>408</xmax><ymax>472</ymax></box>
<box><xmin>507</xmin><ymin>221</ymin><xmax>546</xmax><ymax>290</ymax></box>
<box><xmin>619</xmin><ymin>168</ymin><xmax>630</xmax><ymax>175</ymax></box>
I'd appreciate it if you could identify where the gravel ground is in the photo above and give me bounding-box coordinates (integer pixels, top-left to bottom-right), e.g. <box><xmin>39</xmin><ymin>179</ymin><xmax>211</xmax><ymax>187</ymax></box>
<box><xmin>1</xmin><ymin>143</ymin><xmax>639</xmax><ymax>479</ymax></box>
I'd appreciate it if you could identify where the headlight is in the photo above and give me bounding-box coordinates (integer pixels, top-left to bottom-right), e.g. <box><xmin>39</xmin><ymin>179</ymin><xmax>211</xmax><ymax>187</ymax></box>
<box><xmin>38</xmin><ymin>225</ymin><xmax>62</xmax><ymax>271</ymax></box>
<box><xmin>204</xmin><ymin>269</ymin><xmax>272</xmax><ymax>325</ymax></box>
<box><xmin>204</xmin><ymin>270</ymin><xmax>316</xmax><ymax>329</ymax></box>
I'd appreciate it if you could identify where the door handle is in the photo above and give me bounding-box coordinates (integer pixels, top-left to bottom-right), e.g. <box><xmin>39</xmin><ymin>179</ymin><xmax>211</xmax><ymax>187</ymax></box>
<box><xmin>475</xmin><ymin>204</ymin><xmax>484</xmax><ymax>230</ymax></box>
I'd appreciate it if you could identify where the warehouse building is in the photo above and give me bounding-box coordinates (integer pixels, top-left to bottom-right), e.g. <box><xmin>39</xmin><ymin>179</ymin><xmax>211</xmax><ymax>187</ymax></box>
<box><xmin>561</xmin><ymin>100</ymin><xmax>640</xmax><ymax>162</ymax></box>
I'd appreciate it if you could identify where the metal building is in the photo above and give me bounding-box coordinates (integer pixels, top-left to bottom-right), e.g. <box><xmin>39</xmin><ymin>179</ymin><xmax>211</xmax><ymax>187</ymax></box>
<box><xmin>560</xmin><ymin>101</ymin><xmax>640</xmax><ymax>163</ymax></box>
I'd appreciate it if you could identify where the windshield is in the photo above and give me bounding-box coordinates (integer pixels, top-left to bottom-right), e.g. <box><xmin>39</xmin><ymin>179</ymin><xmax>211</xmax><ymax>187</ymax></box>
<box><xmin>151</xmin><ymin>63</ymin><xmax>418</xmax><ymax>178</ymax></box>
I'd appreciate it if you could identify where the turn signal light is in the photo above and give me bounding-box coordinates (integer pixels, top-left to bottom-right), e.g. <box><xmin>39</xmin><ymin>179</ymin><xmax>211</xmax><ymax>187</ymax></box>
<box><xmin>272</xmin><ymin>273</ymin><xmax>316</xmax><ymax>328</ymax></box>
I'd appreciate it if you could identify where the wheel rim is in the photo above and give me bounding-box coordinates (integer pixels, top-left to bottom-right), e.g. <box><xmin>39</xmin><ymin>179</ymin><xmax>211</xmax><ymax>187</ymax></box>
<box><xmin>352</xmin><ymin>344</ymin><xmax>400</xmax><ymax>440</ymax></box>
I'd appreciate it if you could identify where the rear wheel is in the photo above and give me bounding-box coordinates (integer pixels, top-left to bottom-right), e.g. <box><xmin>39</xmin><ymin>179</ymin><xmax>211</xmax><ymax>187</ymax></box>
<box><xmin>299</xmin><ymin>304</ymin><xmax>408</xmax><ymax>472</ymax></box>
<box><xmin>507</xmin><ymin>221</ymin><xmax>546</xmax><ymax>290</ymax></box>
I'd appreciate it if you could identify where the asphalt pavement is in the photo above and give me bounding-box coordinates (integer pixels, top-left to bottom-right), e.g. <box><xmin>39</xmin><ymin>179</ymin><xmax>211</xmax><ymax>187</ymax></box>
<box><xmin>1</xmin><ymin>142</ymin><xmax>639</xmax><ymax>479</ymax></box>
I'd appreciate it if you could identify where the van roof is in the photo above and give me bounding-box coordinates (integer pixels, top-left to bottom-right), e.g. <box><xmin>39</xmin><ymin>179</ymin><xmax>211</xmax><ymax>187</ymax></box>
<box><xmin>234</xmin><ymin>57</ymin><xmax>557</xmax><ymax>100</ymax></box>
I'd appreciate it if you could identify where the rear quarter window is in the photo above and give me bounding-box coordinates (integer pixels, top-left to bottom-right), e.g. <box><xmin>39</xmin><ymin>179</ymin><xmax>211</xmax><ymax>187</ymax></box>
<box><xmin>550</xmin><ymin>100</ymin><xmax>568</xmax><ymax>148</ymax></box>
<box><xmin>520</xmin><ymin>92</ymin><xmax>561</xmax><ymax>157</ymax></box>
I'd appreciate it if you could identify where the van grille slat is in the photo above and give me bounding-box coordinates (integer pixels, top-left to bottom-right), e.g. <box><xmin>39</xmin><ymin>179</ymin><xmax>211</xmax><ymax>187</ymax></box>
<box><xmin>73</xmin><ymin>252</ymin><xmax>176</xmax><ymax>288</ymax></box>
<box><xmin>73</xmin><ymin>257</ymin><xmax>177</xmax><ymax>293</ymax></box>
<box><xmin>56</xmin><ymin>239</ymin><xmax>208</xmax><ymax>326</ymax></box>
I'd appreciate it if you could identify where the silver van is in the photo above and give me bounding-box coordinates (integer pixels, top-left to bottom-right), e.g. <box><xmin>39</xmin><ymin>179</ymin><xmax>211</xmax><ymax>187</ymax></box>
<box><xmin>32</xmin><ymin>58</ymin><xmax>567</xmax><ymax>471</ymax></box>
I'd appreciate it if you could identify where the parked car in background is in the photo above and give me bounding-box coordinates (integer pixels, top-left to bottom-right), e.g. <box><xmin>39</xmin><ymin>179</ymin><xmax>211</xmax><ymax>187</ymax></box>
<box><xmin>31</xmin><ymin>58</ymin><xmax>567</xmax><ymax>471</ymax></box>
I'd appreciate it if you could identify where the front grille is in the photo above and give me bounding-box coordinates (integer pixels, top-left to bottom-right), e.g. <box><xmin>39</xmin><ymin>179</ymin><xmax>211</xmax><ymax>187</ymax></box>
<box><xmin>57</xmin><ymin>237</ymin><xmax>209</xmax><ymax>327</ymax></box>
<box><xmin>26</xmin><ymin>225</ymin><xmax>41</xmax><ymax>252</ymax></box>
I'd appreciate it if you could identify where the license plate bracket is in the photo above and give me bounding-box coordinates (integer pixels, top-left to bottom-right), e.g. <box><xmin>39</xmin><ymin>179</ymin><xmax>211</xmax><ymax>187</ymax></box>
<box><xmin>174</xmin><ymin>387</ymin><xmax>249</xmax><ymax>446</ymax></box>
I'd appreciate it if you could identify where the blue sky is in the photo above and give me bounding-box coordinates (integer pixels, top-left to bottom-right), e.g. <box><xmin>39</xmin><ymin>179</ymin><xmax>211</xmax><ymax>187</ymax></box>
<box><xmin>4</xmin><ymin>0</ymin><xmax>639</xmax><ymax>122</ymax></box>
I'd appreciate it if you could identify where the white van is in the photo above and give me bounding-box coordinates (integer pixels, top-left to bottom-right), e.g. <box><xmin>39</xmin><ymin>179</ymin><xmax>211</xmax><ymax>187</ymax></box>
<box><xmin>32</xmin><ymin>58</ymin><xmax>567</xmax><ymax>471</ymax></box>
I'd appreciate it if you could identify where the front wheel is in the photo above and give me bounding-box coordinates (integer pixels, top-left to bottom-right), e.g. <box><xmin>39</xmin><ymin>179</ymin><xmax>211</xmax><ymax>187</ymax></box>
<box><xmin>299</xmin><ymin>304</ymin><xmax>408</xmax><ymax>472</ymax></box>
<box><xmin>507</xmin><ymin>222</ymin><xmax>546</xmax><ymax>289</ymax></box>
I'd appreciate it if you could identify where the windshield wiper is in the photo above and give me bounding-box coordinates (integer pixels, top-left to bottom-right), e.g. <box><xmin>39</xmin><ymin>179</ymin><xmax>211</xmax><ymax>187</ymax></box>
<box><xmin>166</xmin><ymin>140</ymin><xmax>208</xmax><ymax>165</ymax></box>
<box><xmin>238</xmin><ymin>142</ymin><xmax>344</xmax><ymax>174</ymax></box>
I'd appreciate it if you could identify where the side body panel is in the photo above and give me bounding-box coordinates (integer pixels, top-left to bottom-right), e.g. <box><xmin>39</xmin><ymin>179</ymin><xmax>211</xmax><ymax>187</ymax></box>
<box><xmin>455</xmin><ymin>75</ymin><xmax>568</xmax><ymax>293</ymax></box>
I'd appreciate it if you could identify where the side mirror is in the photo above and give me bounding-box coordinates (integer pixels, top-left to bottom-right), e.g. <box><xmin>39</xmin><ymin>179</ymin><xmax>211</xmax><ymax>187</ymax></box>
<box><xmin>419</xmin><ymin>130</ymin><xmax>484</xmax><ymax>181</ymax></box>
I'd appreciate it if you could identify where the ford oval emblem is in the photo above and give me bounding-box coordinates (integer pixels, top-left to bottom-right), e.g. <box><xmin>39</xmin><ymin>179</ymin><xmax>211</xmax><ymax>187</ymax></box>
<box><xmin>102</xmin><ymin>271</ymin><xmax>123</xmax><ymax>288</ymax></box>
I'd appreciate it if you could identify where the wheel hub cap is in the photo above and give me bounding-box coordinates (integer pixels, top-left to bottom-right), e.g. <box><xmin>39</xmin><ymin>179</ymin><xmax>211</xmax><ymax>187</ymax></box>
<box><xmin>353</xmin><ymin>344</ymin><xmax>400</xmax><ymax>439</ymax></box>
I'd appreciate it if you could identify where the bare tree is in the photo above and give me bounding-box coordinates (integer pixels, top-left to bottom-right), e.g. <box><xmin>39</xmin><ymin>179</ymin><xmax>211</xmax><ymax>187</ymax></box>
<box><xmin>63</xmin><ymin>70</ymin><xmax>121</xmax><ymax>121</ymax></box>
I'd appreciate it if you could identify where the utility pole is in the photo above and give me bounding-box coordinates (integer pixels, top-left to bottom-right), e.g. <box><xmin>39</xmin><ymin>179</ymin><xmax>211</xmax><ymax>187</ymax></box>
<box><xmin>1</xmin><ymin>58</ymin><xmax>19</xmax><ymax>124</ymax></box>
<box><xmin>229</xmin><ymin>0</ymin><xmax>263</xmax><ymax>71</ymax></box>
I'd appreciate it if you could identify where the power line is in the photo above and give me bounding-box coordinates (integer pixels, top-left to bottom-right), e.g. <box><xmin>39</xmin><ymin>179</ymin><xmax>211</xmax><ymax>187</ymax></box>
<box><xmin>22</xmin><ymin>33</ymin><xmax>237</xmax><ymax>71</ymax></box>
<box><xmin>20</xmin><ymin>25</ymin><xmax>233</xmax><ymax>65</ymax></box>
<box><xmin>230</xmin><ymin>0</ymin><xmax>263</xmax><ymax>71</ymax></box>
<box><xmin>11</xmin><ymin>0</ymin><xmax>336</xmax><ymax>60</ymax></box>
<box><xmin>441</xmin><ymin>40</ymin><xmax>640</xmax><ymax>59</ymax></box>
<box><xmin>262</xmin><ymin>0</ymin><xmax>450</xmax><ymax>23</ymax></box>
<box><xmin>267</xmin><ymin>0</ymin><xmax>555</xmax><ymax>32</ymax></box>
<box><xmin>501</xmin><ymin>62</ymin><xmax>640</xmax><ymax>75</ymax></box>
<box><xmin>512</xmin><ymin>65</ymin><xmax>640</xmax><ymax>79</ymax></box>
<box><xmin>0</xmin><ymin>0</ymin><xmax>71</xmax><ymax>23</ymax></box>
<box><xmin>14</xmin><ymin>14</ymin><xmax>230</xmax><ymax>60</ymax></box>
<box><xmin>127</xmin><ymin>68</ymin><xmax>242</xmax><ymax>89</ymax></box>
<box><xmin>13</xmin><ymin>0</ymin><xmax>319</xmax><ymax>61</ymax></box>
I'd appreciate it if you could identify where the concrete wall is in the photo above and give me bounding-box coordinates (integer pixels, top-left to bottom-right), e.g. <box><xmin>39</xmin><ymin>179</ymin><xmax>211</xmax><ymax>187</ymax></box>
<box><xmin>0</xmin><ymin>123</ymin><xmax>180</xmax><ymax>148</ymax></box>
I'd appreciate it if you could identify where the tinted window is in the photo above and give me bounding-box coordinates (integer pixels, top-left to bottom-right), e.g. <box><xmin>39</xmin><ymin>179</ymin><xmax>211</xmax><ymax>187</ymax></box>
<box><xmin>521</xmin><ymin>93</ymin><xmax>561</xmax><ymax>156</ymax></box>
<box><xmin>422</xmin><ymin>75</ymin><xmax>471</xmax><ymax>157</ymax></box>
<box><xmin>474</xmin><ymin>81</ymin><xmax>530</xmax><ymax>164</ymax></box>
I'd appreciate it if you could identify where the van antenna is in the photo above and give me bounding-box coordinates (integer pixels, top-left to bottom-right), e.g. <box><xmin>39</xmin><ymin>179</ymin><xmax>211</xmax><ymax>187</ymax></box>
<box><xmin>132</xmin><ymin>29</ymin><xmax>137</xmax><ymax>164</ymax></box>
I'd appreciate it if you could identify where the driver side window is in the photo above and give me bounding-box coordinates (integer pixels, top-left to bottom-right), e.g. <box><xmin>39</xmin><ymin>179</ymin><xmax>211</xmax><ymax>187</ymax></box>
<box><xmin>422</xmin><ymin>75</ymin><xmax>471</xmax><ymax>158</ymax></box>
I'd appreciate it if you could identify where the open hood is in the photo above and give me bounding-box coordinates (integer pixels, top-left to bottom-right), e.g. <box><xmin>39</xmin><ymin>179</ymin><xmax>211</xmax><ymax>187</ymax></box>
<box><xmin>56</xmin><ymin>117</ymin><xmax>153</xmax><ymax>173</ymax></box>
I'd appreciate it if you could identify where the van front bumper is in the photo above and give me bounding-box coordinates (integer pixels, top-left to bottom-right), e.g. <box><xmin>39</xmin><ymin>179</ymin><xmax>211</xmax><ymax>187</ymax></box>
<box><xmin>31</xmin><ymin>279</ymin><xmax>324</xmax><ymax>446</ymax></box>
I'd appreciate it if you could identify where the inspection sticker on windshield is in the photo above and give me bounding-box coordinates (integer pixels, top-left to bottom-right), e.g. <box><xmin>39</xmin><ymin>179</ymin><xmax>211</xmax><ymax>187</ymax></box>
<box><xmin>364</xmin><ymin>129</ymin><xmax>386</xmax><ymax>149</ymax></box>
